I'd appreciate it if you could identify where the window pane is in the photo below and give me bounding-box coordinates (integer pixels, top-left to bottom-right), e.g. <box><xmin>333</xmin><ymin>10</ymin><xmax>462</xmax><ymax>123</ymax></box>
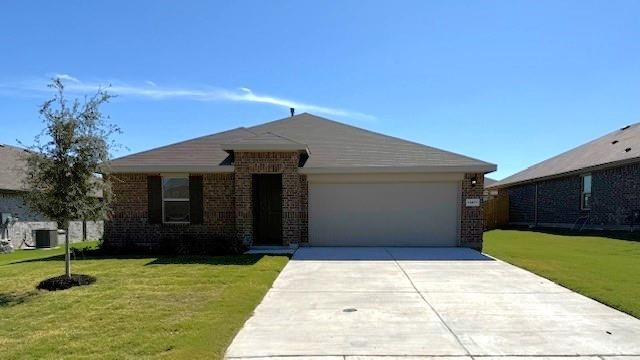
<box><xmin>583</xmin><ymin>193</ymin><xmax>591</xmax><ymax>209</ymax></box>
<box><xmin>164</xmin><ymin>201</ymin><xmax>190</xmax><ymax>222</ymax></box>
<box><xmin>163</xmin><ymin>177</ymin><xmax>189</xmax><ymax>199</ymax></box>
<box><xmin>583</xmin><ymin>175</ymin><xmax>592</xmax><ymax>193</ymax></box>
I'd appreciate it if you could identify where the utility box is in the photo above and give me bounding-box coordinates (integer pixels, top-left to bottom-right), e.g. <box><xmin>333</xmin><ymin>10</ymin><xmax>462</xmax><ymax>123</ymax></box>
<box><xmin>35</xmin><ymin>230</ymin><xmax>58</xmax><ymax>248</ymax></box>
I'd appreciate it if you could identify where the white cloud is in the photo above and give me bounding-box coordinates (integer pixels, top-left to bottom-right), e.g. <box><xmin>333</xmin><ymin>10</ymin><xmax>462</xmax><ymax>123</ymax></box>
<box><xmin>1</xmin><ymin>75</ymin><xmax>375</xmax><ymax>121</ymax></box>
<box><xmin>54</xmin><ymin>73</ymin><xmax>80</xmax><ymax>83</ymax></box>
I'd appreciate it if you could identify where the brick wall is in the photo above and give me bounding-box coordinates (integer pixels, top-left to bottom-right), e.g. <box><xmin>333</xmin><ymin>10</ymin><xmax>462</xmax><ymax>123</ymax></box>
<box><xmin>591</xmin><ymin>162</ymin><xmax>640</xmax><ymax>226</ymax></box>
<box><xmin>506</xmin><ymin>162</ymin><xmax>640</xmax><ymax>228</ymax></box>
<box><xmin>105</xmin><ymin>167</ymin><xmax>489</xmax><ymax>249</ymax></box>
<box><xmin>537</xmin><ymin>176</ymin><xmax>584</xmax><ymax>224</ymax></box>
<box><xmin>104</xmin><ymin>173</ymin><xmax>235</xmax><ymax>248</ymax></box>
<box><xmin>507</xmin><ymin>184</ymin><xmax>536</xmax><ymax>223</ymax></box>
<box><xmin>233</xmin><ymin>151</ymin><xmax>306</xmax><ymax>246</ymax></box>
<box><xmin>300</xmin><ymin>175</ymin><xmax>309</xmax><ymax>244</ymax></box>
<box><xmin>460</xmin><ymin>173</ymin><xmax>484</xmax><ymax>249</ymax></box>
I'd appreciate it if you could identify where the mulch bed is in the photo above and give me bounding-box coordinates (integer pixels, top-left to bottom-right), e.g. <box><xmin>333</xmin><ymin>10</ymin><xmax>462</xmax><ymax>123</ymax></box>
<box><xmin>36</xmin><ymin>274</ymin><xmax>96</xmax><ymax>291</ymax></box>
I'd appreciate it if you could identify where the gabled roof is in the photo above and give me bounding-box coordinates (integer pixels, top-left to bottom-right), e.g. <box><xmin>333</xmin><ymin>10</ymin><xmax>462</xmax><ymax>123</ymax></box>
<box><xmin>490</xmin><ymin>122</ymin><xmax>640</xmax><ymax>188</ymax></box>
<box><xmin>110</xmin><ymin>113</ymin><xmax>496</xmax><ymax>174</ymax></box>
<box><xmin>0</xmin><ymin>144</ymin><xmax>104</xmax><ymax>197</ymax></box>
<box><xmin>484</xmin><ymin>177</ymin><xmax>497</xmax><ymax>188</ymax></box>
<box><xmin>0</xmin><ymin>144</ymin><xmax>30</xmax><ymax>191</ymax></box>
<box><xmin>222</xmin><ymin>132</ymin><xmax>309</xmax><ymax>153</ymax></box>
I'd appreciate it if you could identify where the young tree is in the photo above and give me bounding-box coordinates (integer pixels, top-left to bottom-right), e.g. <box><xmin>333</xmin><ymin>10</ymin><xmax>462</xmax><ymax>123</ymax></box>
<box><xmin>24</xmin><ymin>78</ymin><xmax>119</xmax><ymax>278</ymax></box>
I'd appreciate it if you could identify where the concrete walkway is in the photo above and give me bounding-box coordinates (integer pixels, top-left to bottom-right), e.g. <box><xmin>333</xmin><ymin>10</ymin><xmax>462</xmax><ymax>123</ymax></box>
<box><xmin>225</xmin><ymin>247</ymin><xmax>640</xmax><ymax>359</ymax></box>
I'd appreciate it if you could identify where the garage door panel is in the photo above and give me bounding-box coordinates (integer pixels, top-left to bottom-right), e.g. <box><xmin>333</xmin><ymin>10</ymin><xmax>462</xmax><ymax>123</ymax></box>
<box><xmin>309</xmin><ymin>182</ymin><xmax>459</xmax><ymax>246</ymax></box>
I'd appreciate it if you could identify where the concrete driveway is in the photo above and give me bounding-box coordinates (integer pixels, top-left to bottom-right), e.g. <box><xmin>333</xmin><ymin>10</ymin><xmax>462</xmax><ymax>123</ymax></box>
<box><xmin>226</xmin><ymin>247</ymin><xmax>640</xmax><ymax>359</ymax></box>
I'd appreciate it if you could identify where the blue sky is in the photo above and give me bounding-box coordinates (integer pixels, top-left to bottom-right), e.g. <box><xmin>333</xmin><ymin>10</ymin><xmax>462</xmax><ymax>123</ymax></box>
<box><xmin>1</xmin><ymin>1</ymin><xmax>638</xmax><ymax>179</ymax></box>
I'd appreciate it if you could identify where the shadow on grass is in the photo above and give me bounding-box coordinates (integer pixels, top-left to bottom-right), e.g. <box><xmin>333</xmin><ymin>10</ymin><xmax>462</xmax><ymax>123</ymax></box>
<box><xmin>5</xmin><ymin>248</ymin><xmax>267</xmax><ymax>266</ymax></box>
<box><xmin>145</xmin><ymin>254</ymin><xmax>265</xmax><ymax>266</ymax></box>
<box><xmin>0</xmin><ymin>290</ymin><xmax>40</xmax><ymax>308</ymax></box>
<box><xmin>498</xmin><ymin>226</ymin><xmax>640</xmax><ymax>242</ymax></box>
<box><xmin>4</xmin><ymin>251</ymin><xmax>150</xmax><ymax>266</ymax></box>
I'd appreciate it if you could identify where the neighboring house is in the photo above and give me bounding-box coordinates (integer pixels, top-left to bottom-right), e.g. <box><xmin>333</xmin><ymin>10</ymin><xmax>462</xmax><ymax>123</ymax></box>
<box><xmin>483</xmin><ymin>177</ymin><xmax>498</xmax><ymax>199</ymax></box>
<box><xmin>489</xmin><ymin>123</ymin><xmax>640</xmax><ymax>230</ymax></box>
<box><xmin>484</xmin><ymin>177</ymin><xmax>497</xmax><ymax>188</ymax></box>
<box><xmin>0</xmin><ymin>144</ymin><xmax>104</xmax><ymax>248</ymax></box>
<box><xmin>106</xmin><ymin>113</ymin><xmax>496</xmax><ymax>250</ymax></box>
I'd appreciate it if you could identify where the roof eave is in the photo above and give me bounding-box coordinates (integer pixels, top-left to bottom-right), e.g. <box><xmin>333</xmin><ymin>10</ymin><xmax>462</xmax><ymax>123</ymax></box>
<box><xmin>300</xmin><ymin>164</ymin><xmax>496</xmax><ymax>175</ymax></box>
<box><xmin>110</xmin><ymin>165</ymin><xmax>235</xmax><ymax>174</ymax></box>
<box><xmin>222</xmin><ymin>143</ymin><xmax>310</xmax><ymax>154</ymax></box>
<box><xmin>222</xmin><ymin>144</ymin><xmax>308</xmax><ymax>151</ymax></box>
<box><xmin>488</xmin><ymin>156</ymin><xmax>640</xmax><ymax>189</ymax></box>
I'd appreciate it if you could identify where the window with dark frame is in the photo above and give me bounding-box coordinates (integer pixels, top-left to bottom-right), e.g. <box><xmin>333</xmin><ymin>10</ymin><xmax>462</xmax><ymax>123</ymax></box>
<box><xmin>581</xmin><ymin>174</ymin><xmax>592</xmax><ymax>210</ymax></box>
<box><xmin>162</xmin><ymin>176</ymin><xmax>190</xmax><ymax>223</ymax></box>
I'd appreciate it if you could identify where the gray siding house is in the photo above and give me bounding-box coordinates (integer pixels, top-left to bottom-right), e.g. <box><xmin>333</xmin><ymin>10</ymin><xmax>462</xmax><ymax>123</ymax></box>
<box><xmin>0</xmin><ymin>144</ymin><xmax>103</xmax><ymax>248</ymax></box>
<box><xmin>489</xmin><ymin>123</ymin><xmax>640</xmax><ymax>230</ymax></box>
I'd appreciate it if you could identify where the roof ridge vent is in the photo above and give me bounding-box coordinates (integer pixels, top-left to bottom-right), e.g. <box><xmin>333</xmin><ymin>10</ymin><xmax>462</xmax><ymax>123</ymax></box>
<box><xmin>621</xmin><ymin>125</ymin><xmax>631</xmax><ymax>131</ymax></box>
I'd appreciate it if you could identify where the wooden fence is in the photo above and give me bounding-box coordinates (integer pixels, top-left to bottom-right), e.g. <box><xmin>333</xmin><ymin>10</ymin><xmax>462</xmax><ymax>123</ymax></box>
<box><xmin>484</xmin><ymin>194</ymin><xmax>509</xmax><ymax>230</ymax></box>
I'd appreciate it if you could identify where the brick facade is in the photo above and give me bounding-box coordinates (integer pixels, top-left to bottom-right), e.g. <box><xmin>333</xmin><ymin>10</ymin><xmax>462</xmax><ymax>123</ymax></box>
<box><xmin>233</xmin><ymin>151</ymin><xmax>306</xmax><ymax>246</ymax></box>
<box><xmin>105</xmin><ymin>166</ymin><xmax>483</xmax><ymax>249</ymax></box>
<box><xmin>104</xmin><ymin>173</ymin><xmax>235</xmax><ymax>248</ymax></box>
<box><xmin>506</xmin><ymin>162</ymin><xmax>640</xmax><ymax>228</ymax></box>
<box><xmin>460</xmin><ymin>173</ymin><xmax>484</xmax><ymax>249</ymax></box>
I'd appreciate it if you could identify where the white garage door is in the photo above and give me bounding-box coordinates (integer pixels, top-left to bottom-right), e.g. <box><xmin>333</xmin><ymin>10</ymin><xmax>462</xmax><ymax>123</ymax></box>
<box><xmin>309</xmin><ymin>181</ymin><xmax>460</xmax><ymax>246</ymax></box>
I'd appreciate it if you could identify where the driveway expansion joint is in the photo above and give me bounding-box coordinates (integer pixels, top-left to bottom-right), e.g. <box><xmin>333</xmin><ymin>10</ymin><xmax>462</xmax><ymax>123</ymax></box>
<box><xmin>225</xmin><ymin>247</ymin><xmax>640</xmax><ymax>359</ymax></box>
<box><xmin>384</xmin><ymin>248</ymin><xmax>473</xmax><ymax>357</ymax></box>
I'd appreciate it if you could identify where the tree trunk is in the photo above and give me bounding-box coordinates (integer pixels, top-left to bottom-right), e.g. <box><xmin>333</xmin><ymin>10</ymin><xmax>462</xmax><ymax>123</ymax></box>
<box><xmin>64</xmin><ymin>229</ymin><xmax>71</xmax><ymax>278</ymax></box>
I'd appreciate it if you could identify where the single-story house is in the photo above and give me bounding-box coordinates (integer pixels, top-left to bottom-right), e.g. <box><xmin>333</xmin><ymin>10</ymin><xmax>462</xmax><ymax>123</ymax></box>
<box><xmin>105</xmin><ymin>113</ymin><xmax>496</xmax><ymax>249</ymax></box>
<box><xmin>0</xmin><ymin>144</ymin><xmax>103</xmax><ymax>248</ymax></box>
<box><xmin>483</xmin><ymin>177</ymin><xmax>498</xmax><ymax>199</ymax></box>
<box><xmin>488</xmin><ymin>123</ymin><xmax>640</xmax><ymax>230</ymax></box>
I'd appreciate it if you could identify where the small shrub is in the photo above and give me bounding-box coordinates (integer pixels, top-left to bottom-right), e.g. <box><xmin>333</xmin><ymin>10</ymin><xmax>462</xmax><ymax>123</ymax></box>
<box><xmin>37</xmin><ymin>274</ymin><xmax>96</xmax><ymax>291</ymax></box>
<box><xmin>99</xmin><ymin>233</ymin><xmax>246</xmax><ymax>256</ymax></box>
<box><xmin>159</xmin><ymin>233</ymin><xmax>246</xmax><ymax>255</ymax></box>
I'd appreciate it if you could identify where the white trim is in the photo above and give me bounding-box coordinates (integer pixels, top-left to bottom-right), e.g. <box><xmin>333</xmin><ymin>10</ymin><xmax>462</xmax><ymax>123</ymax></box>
<box><xmin>111</xmin><ymin>165</ymin><xmax>234</xmax><ymax>173</ymax></box>
<box><xmin>111</xmin><ymin>164</ymin><xmax>496</xmax><ymax>175</ymax></box>
<box><xmin>580</xmin><ymin>173</ymin><xmax>592</xmax><ymax>211</ymax></box>
<box><xmin>162</xmin><ymin>176</ymin><xmax>190</xmax><ymax>224</ymax></box>
<box><xmin>306</xmin><ymin>172</ymin><xmax>464</xmax><ymax>183</ymax></box>
<box><xmin>300</xmin><ymin>164</ymin><xmax>496</xmax><ymax>175</ymax></box>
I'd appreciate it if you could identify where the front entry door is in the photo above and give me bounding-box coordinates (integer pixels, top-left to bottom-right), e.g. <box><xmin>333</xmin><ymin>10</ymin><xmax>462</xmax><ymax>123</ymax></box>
<box><xmin>252</xmin><ymin>174</ymin><xmax>283</xmax><ymax>245</ymax></box>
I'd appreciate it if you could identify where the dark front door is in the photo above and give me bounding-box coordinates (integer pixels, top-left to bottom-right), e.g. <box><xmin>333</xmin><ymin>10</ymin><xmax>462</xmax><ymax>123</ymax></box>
<box><xmin>252</xmin><ymin>174</ymin><xmax>283</xmax><ymax>245</ymax></box>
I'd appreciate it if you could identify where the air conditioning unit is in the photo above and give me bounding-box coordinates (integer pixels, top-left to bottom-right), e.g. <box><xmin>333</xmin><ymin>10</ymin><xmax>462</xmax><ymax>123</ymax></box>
<box><xmin>35</xmin><ymin>230</ymin><xmax>58</xmax><ymax>248</ymax></box>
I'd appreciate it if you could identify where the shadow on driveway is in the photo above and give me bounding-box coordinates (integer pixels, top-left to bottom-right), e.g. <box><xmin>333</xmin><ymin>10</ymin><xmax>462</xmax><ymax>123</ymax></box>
<box><xmin>292</xmin><ymin>246</ymin><xmax>494</xmax><ymax>261</ymax></box>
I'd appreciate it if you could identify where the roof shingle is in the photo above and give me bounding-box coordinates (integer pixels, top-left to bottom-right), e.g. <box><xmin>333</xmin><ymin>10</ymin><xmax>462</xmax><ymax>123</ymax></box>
<box><xmin>110</xmin><ymin>113</ymin><xmax>496</xmax><ymax>173</ymax></box>
<box><xmin>0</xmin><ymin>144</ymin><xmax>30</xmax><ymax>192</ymax></box>
<box><xmin>491</xmin><ymin>122</ymin><xmax>640</xmax><ymax>188</ymax></box>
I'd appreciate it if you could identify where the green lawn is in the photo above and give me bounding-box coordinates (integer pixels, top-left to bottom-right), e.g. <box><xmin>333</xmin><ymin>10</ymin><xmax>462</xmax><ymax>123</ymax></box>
<box><xmin>0</xmin><ymin>244</ymin><xmax>288</xmax><ymax>359</ymax></box>
<box><xmin>484</xmin><ymin>229</ymin><xmax>640</xmax><ymax>318</ymax></box>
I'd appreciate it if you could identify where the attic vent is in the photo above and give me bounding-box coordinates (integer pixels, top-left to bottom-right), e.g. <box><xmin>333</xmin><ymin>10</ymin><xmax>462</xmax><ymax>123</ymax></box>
<box><xmin>621</xmin><ymin>125</ymin><xmax>631</xmax><ymax>131</ymax></box>
<box><xmin>625</xmin><ymin>147</ymin><xmax>632</xmax><ymax>152</ymax></box>
<box><xmin>612</xmin><ymin>140</ymin><xmax>619</xmax><ymax>144</ymax></box>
